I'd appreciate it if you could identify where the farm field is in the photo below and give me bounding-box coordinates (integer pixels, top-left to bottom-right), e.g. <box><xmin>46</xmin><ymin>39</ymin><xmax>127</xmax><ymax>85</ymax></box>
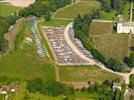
<box><xmin>90</xmin><ymin>21</ymin><xmax>129</xmax><ymax>61</ymax></box>
<box><xmin>53</xmin><ymin>1</ymin><xmax>100</xmax><ymax>19</ymax></box>
<box><xmin>59</xmin><ymin>65</ymin><xmax>122</xmax><ymax>83</ymax></box>
<box><xmin>90</xmin><ymin>21</ymin><xmax>113</xmax><ymax>36</ymax></box>
<box><xmin>0</xmin><ymin>2</ymin><xmax>21</xmax><ymax>16</ymax></box>
<box><xmin>0</xmin><ymin>19</ymin><xmax>55</xmax><ymax>82</ymax></box>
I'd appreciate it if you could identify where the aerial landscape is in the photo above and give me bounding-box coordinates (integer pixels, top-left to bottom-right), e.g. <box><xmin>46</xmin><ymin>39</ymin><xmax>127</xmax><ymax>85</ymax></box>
<box><xmin>1</xmin><ymin>0</ymin><xmax>134</xmax><ymax>100</ymax></box>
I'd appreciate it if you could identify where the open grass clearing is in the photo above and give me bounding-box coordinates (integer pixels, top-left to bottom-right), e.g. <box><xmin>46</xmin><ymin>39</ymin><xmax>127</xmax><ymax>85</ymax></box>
<box><xmin>59</xmin><ymin>65</ymin><xmax>122</xmax><ymax>83</ymax></box>
<box><xmin>53</xmin><ymin>1</ymin><xmax>100</xmax><ymax>19</ymax></box>
<box><xmin>44</xmin><ymin>19</ymin><xmax>72</xmax><ymax>27</ymax></box>
<box><xmin>0</xmin><ymin>2</ymin><xmax>21</xmax><ymax>16</ymax></box>
<box><xmin>0</xmin><ymin>19</ymin><xmax>55</xmax><ymax>82</ymax></box>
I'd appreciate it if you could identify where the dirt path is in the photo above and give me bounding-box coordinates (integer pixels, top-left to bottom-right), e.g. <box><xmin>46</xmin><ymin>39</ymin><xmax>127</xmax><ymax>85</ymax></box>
<box><xmin>3</xmin><ymin>0</ymin><xmax>35</xmax><ymax>7</ymax></box>
<box><xmin>4</xmin><ymin>18</ymin><xmax>25</xmax><ymax>51</ymax></box>
<box><xmin>64</xmin><ymin>23</ymin><xmax>134</xmax><ymax>85</ymax></box>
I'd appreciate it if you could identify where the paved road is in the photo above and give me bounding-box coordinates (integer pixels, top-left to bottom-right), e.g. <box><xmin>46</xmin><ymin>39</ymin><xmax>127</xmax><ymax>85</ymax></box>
<box><xmin>64</xmin><ymin>23</ymin><xmax>134</xmax><ymax>85</ymax></box>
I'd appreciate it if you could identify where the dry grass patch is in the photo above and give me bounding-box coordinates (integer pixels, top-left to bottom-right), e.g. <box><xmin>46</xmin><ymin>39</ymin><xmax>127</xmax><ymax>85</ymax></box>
<box><xmin>92</xmin><ymin>34</ymin><xmax>129</xmax><ymax>61</ymax></box>
<box><xmin>90</xmin><ymin>21</ymin><xmax>113</xmax><ymax>36</ymax></box>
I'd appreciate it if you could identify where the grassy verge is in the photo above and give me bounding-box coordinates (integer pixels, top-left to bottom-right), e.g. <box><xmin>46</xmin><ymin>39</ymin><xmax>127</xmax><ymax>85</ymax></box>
<box><xmin>59</xmin><ymin>65</ymin><xmax>122</xmax><ymax>83</ymax></box>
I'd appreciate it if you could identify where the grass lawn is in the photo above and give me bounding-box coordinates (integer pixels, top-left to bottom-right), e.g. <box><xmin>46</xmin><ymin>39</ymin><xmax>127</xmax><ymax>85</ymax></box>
<box><xmin>44</xmin><ymin>19</ymin><xmax>72</xmax><ymax>27</ymax></box>
<box><xmin>0</xmin><ymin>19</ymin><xmax>55</xmax><ymax>82</ymax></box>
<box><xmin>53</xmin><ymin>1</ymin><xmax>100</xmax><ymax>19</ymax></box>
<box><xmin>59</xmin><ymin>65</ymin><xmax>122</xmax><ymax>83</ymax></box>
<box><xmin>100</xmin><ymin>10</ymin><xmax>116</xmax><ymax>20</ymax></box>
<box><xmin>0</xmin><ymin>2</ymin><xmax>21</xmax><ymax>16</ymax></box>
<box><xmin>90</xmin><ymin>21</ymin><xmax>129</xmax><ymax>61</ymax></box>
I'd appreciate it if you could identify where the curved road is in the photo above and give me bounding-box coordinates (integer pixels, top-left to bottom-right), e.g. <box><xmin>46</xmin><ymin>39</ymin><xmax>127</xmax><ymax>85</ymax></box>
<box><xmin>64</xmin><ymin>23</ymin><xmax>134</xmax><ymax>84</ymax></box>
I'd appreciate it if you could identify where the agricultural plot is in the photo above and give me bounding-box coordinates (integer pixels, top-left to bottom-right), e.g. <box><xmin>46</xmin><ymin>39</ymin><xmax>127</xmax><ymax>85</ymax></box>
<box><xmin>53</xmin><ymin>1</ymin><xmax>100</xmax><ymax>19</ymax></box>
<box><xmin>90</xmin><ymin>21</ymin><xmax>129</xmax><ymax>61</ymax></box>
<box><xmin>59</xmin><ymin>65</ymin><xmax>122</xmax><ymax>83</ymax></box>
<box><xmin>90</xmin><ymin>21</ymin><xmax>113</xmax><ymax>36</ymax></box>
<box><xmin>0</xmin><ymin>2</ymin><xmax>21</xmax><ymax>16</ymax></box>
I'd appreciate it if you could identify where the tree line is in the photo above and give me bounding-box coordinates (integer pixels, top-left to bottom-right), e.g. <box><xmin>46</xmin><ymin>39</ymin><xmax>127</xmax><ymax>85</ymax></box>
<box><xmin>26</xmin><ymin>78</ymin><xmax>123</xmax><ymax>100</ymax></box>
<box><xmin>98</xmin><ymin>0</ymin><xmax>130</xmax><ymax>14</ymax></box>
<box><xmin>0</xmin><ymin>14</ymin><xmax>19</xmax><ymax>52</ymax></box>
<box><xmin>73</xmin><ymin>11</ymin><xmax>125</xmax><ymax>72</ymax></box>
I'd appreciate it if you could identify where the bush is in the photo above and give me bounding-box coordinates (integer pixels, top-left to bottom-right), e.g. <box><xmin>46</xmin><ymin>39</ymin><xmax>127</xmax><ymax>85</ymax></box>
<box><xmin>124</xmin><ymin>52</ymin><xmax>134</xmax><ymax>67</ymax></box>
<box><xmin>106</xmin><ymin>58</ymin><xmax>124</xmax><ymax>72</ymax></box>
<box><xmin>129</xmin><ymin>74</ymin><xmax>134</xmax><ymax>89</ymax></box>
<box><xmin>44</xmin><ymin>80</ymin><xmax>64</xmax><ymax>96</ymax></box>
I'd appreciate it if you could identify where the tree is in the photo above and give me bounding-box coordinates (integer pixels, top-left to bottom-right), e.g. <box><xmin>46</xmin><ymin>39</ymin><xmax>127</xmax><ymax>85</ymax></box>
<box><xmin>45</xmin><ymin>10</ymin><xmax>51</xmax><ymax>21</ymax></box>
<box><xmin>124</xmin><ymin>52</ymin><xmax>134</xmax><ymax>67</ymax></box>
<box><xmin>26</xmin><ymin>78</ymin><xmax>45</xmax><ymax>93</ymax></box>
<box><xmin>129</xmin><ymin>74</ymin><xmax>134</xmax><ymax>89</ymax></box>
<box><xmin>107</xmin><ymin>58</ymin><xmax>124</xmax><ymax>72</ymax></box>
<box><xmin>44</xmin><ymin>80</ymin><xmax>64</xmax><ymax>96</ymax></box>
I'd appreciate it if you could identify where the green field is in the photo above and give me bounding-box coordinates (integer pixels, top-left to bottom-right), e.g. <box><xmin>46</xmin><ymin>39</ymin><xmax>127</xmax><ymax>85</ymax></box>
<box><xmin>59</xmin><ymin>65</ymin><xmax>122</xmax><ymax>83</ymax></box>
<box><xmin>0</xmin><ymin>2</ymin><xmax>21</xmax><ymax>16</ymax></box>
<box><xmin>90</xmin><ymin>22</ymin><xmax>129</xmax><ymax>61</ymax></box>
<box><xmin>0</xmin><ymin>19</ymin><xmax>55</xmax><ymax>82</ymax></box>
<box><xmin>53</xmin><ymin>1</ymin><xmax>100</xmax><ymax>19</ymax></box>
<box><xmin>43</xmin><ymin>19</ymin><xmax>72</xmax><ymax>27</ymax></box>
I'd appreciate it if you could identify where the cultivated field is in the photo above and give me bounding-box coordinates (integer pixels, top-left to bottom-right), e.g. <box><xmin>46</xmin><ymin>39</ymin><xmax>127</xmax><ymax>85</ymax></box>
<box><xmin>59</xmin><ymin>65</ymin><xmax>122</xmax><ymax>83</ymax></box>
<box><xmin>90</xmin><ymin>21</ymin><xmax>113</xmax><ymax>36</ymax></box>
<box><xmin>90</xmin><ymin>21</ymin><xmax>129</xmax><ymax>61</ymax></box>
<box><xmin>53</xmin><ymin>1</ymin><xmax>100</xmax><ymax>19</ymax></box>
<box><xmin>0</xmin><ymin>2</ymin><xmax>21</xmax><ymax>16</ymax></box>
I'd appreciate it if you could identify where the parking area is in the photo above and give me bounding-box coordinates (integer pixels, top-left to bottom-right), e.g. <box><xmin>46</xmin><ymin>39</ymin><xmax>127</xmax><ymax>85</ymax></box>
<box><xmin>42</xmin><ymin>26</ymin><xmax>89</xmax><ymax>64</ymax></box>
<box><xmin>68</xmin><ymin>24</ymin><xmax>93</xmax><ymax>59</ymax></box>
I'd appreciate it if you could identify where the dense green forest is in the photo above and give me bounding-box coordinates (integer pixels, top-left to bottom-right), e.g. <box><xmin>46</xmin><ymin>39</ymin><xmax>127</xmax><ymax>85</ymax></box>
<box><xmin>98</xmin><ymin>0</ymin><xmax>129</xmax><ymax>14</ymax></box>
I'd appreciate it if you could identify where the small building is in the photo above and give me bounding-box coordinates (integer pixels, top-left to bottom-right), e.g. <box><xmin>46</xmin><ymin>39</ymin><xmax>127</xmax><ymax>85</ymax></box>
<box><xmin>112</xmin><ymin>82</ymin><xmax>121</xmax><ymax>91</ymax></box>
<box><xmin>0</xmin><ymin>86</ymin><xmax>10</xmax><ymax>94</ymax></box>
<box><xmin>117</xmin><ymin>15</ymin><xmax>134</xmax><ymax>34</ymax></box>
<box><xmin>8</xmin><ymin>83</ymin><xmax>16</xmax><ymax>92</ymax></box>
<box><xmin>0</xmin><ymin>83</ymin><xmax>17</xmax><ymax>95</ymax></box>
